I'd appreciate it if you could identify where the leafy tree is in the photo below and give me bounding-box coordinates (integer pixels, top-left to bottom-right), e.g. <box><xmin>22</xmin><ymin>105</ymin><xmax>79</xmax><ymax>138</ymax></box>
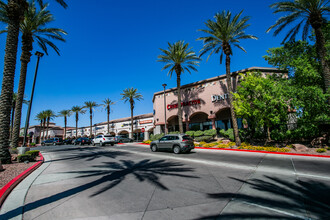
<box><xmin>84</xmin><ymin>101</ymin><xmax>98</xmax><ymax>138</ymax></box>
<box><xmin>198</xmin><ymin>10</ymin><xmax>258</xmax><ymax>146</ymax></box>
<box><xmin>158</xmin><ymin>41</ymin><xmax>201</xmax><ymax>133</ymax></box>
<box><xmin>0</xmin><ymin>0</ymin><xmax>67</xmax><ymax>164</ymax></box>
<box><xmin>71</xmin><ymin>106</ymin><xmax>85</xmax><ymax>138</ymax></box>
<box><xmin>233</xmin><ymin>72</ymin><xmax>289</xmax><ymax>142</ymax></box>
<box><xmin>121</xmin><ymin>88</ymin><xmax>143</xmax><ymax>138</ymax></box>
<box><xmin>1</xmin><ymin>2</ymin><xmax>67</xmax><ymax>148</ymax></box>
<box><xmin>35</xmin><ymin>110</ymin><xmax>46</xmax><ymax>143</ymax></box>
<box><xmin>267</xmin><ymin>0</ymin><xmax>330</xmax><ymax>94</ymax></box>
<box><xmin>102</xmin><ymin>98</ymin><xmax>115</xmax><ymax>134</ymax></box>
<box><xmin>58</xmin><ymin>109</ymin><xmax>71</xmax><ymax>140</ymax></box>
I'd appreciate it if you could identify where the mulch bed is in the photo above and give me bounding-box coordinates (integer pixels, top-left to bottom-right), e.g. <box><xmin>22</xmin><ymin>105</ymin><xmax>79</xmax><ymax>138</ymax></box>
<box><xmin>0</xmin><ymin>154</ymin><xmax>37</xmax><ymax>189</ymax></box>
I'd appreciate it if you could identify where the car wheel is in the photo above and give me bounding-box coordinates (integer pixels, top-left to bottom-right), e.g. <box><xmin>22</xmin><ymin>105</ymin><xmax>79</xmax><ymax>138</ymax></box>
<box><xmin>186</xmin><ymin>149</ymin><xmax>191</xmax><ymax>153</ymax></box>
<box><xmin>92</xmin><ymin>142</ymin><xmax>95</xmax><ymax>146</ymax></box>
<box><xmin>173</xmin><ymin>146</ymin><xmax>181</xmax><ymax>154</ymax></box>
<box><xmin>53</xmin><ymin>143</ymin><xmax>56</xmax><ymax>146</ymax></box>
<box><xmin>151</xmin><ymin>144</ymin><xmax>158</xmax><ymax>152</ymax></box>
<box><xmin>41</xmin><ymin>143</ymin><xmax>45</xmax><ymax>146</ymax></box>
<box><xmin>111</xmin><ymin>143</ymin><xmax>114</xmax><ymax>146</ymax></box>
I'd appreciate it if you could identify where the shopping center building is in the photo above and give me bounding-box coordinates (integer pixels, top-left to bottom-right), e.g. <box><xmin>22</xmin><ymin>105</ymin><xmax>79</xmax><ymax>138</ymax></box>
<box><xmin>152</xmin><ymin>67</ymin><xmax>286</xmax><ymax>134</ymax></box>
<box><xmin>65</xmin><ymin>113</ymin><xmax>154</xmax><ymax>140</ymax></box>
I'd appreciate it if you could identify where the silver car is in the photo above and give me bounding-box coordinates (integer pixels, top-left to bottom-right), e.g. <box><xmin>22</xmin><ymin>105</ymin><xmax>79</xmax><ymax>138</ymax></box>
<box><xmin>150</xmin><ymin>134</ymin><xmax>194</xmax><ymax>154</ymax></box>
<box><xmin>92</xmin><ymin>135</ymin><xmax>115</xmax><ymax>146</ymax></box>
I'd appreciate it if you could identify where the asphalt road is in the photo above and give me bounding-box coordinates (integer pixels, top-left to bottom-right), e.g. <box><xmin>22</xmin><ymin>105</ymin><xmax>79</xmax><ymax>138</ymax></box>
<box><xmin>3</xmin><ymin>143</ymin><xmax>330</xmax><ymax>219</ymax></box>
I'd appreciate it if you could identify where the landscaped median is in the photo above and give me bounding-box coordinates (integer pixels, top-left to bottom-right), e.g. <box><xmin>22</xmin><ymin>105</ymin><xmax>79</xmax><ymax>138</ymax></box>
<box><xmin>0</xmin><ymin>151</ymin><xmax>44</xmax><ymax>207</ymax></box>
<box><xmin>140</xmin><ymin>140</ymin><xmax>330</xmax><ymax>158</ymax></box>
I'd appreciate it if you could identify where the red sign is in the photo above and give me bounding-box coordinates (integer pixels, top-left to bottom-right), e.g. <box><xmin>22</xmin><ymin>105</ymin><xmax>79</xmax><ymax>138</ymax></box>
<box><xmin>141</xmin><ymin>128</ymin><xmax>145</xmax><ymax>132</ymax></box>
<box><xmin>140</xmin><ymin>120</ymin><xmax>153</xmax><ymax>125</ymax></box>
<box><xmin>167</xmin><ymin>99</ymin><xmax>201</xmax><ymax>110</ymax></box>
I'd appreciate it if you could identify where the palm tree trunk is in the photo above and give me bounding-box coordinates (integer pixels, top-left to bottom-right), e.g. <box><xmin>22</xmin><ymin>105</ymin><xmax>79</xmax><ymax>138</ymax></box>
<box><xmin>130</xmin><ymin>101</ymin><xmax>134</xmax><ymax>139</ymax></box>
<box><xmin>12</xmin><ymin>36</ymin><xmax>33</xmax><ymax>148</ymax></box>
<box><xmin>175</xmin><ymin>68</ymin><xmax>183</xmax><ymax>133</ymax></box>
<box><xmin>0</xmin><ymin>0</ymin><xmax>25</xmax><ymax>164</ymax></box>
<box><xmin>107</xmin><ymin>106</ymin><xmax>110</xmax><ymax>134</ymax></box>
<box><xmin>46</xmin><ymin>118</ymin><xmax>50</xmax><ymax>139</ymax></box>
<box><xmin>313</xmin><ymin>26</ymin><xmax>329</xmax><ymax>94</ymax></box>
<box><xmin>10</xmin><ymin>102</ymin><xmax>15</xmax><ymax>140</ymax></box>
<box><xmin>42</xmin><ymin>120</ymin><xmax>46</xmax><ymax>141</ymax></box>
<box><xmin>90</xmin><ymin>109</ymin><xmax>92</xmax><ymax>138</ymax></box>
<box><xmin>225</xmin><ymin>55</ymin><xmax>241</xmax><ymax>146</ymax></box>
<box><xmin>64</xmin><ymin>116</ymin><xmax>67</xmax><ymax>140</ymax></box>
<box><xmin>75</xmin><ymin>113</ymin><xmax>78</xmax><ymax>138</ymax></box>
<box><xmin>39</xmin><ymin>120</ymin><xmax>42</xmax><ymax>144</ymax></box>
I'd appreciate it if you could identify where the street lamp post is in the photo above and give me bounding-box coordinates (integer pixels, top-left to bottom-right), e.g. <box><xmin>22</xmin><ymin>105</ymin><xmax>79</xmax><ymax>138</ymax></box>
<box><xmin>22</xmin><ymin>51</ymin><xmax>44</xmax><ymax>148</ymax></box>
<box><xmin>162</xmin><ymin>83</ymin><xmax>167</xmax><ymax>134</ymax></box>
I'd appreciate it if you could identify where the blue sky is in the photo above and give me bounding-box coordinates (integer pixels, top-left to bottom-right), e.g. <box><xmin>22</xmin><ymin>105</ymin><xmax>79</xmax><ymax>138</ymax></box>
<box><xmin>0</xmin><ymin>0</ymin><xmax>288</xmax><ymax>128</ymax></box>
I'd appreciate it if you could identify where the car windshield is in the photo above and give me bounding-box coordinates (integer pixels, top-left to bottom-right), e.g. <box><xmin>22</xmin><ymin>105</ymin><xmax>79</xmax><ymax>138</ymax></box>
<box><xmin>104</xmin><ymin>135</ymin><xmax>112</xmax><ymax>137</ymax></box>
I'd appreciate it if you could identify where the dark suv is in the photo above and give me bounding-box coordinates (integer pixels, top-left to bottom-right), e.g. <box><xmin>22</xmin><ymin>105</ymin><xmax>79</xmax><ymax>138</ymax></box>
<box><xmin>73</xmin><ymin>137</ymin><xmax>91</xmax><ymax>145</ymax></box>
<box><xmin>114</xmin><ymin>135</ymin><xmax>133</xmax><ymax>143</ymax></box>
<box><xmin>150</xmin><ymin>134</ymin><xmax>194</xmax><ymax>154</ymax></box>
<box><xmin>41</xmin><ymin>138</ymin><xmax>63</xmax><ymax>146</ymax></box>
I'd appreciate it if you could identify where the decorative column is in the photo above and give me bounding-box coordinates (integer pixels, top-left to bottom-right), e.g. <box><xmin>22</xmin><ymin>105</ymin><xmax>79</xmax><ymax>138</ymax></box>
<box><xmin>144</xmin><ymin>131</ymin><xmax>149</xmax><ymax>141</ymax></box>
<box><xmin>208</xmin><ymin>114</ymin><xmax>217</xmax><ymax>131</ymax></box>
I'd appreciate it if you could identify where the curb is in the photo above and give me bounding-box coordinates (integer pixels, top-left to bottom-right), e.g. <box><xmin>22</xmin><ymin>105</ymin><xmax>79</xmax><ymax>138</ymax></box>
<box><xmin>0</xmin><ymin>152</ymin><xmax>44</xmax><ymax>207</ymax></box>
<box><xmin>137</xmin><ymin>143</ymin><xmax>330</xmax><ymax>158</ymax></box>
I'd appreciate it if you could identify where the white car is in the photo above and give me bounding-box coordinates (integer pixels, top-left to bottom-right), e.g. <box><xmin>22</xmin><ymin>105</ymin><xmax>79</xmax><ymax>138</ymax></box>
<box><xmin>92</xmin><ymin>134</ymin><xmax>115</xmax><ymax>146</ymax></box>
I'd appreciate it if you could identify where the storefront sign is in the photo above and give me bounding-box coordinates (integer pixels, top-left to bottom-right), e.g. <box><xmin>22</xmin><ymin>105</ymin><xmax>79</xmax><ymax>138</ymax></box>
<box><xmin>140</xmin><ymin>120</ymin><xmax>153</xmax><ymax>125</ymax></box>
<box><xmin>212</xmin><ymin>94</ymin><xmax>228</xmax><ymax>102</ymax></box>
<box><xmin>121</xmin><ymin>121</ymin><xmax>137</xmax><ymax>127</ymax></box>
<box><xmin>167</xmin><ymin>99</ymin><xmax>201</xmax><ymax>110</ymax></box>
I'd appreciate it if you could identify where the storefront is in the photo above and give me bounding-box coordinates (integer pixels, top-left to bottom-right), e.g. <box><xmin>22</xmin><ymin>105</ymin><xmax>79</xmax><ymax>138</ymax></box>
<box><xmin>152</xmin><ymin>67</ymin><xmax>285</xmax><ymax>134</ymax></box>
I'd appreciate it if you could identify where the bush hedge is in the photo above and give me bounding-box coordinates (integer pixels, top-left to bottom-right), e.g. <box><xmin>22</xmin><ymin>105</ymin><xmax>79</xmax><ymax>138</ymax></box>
<box><xmin>220</xmin><ymin>129</ymin><xmax>234</xmax><ymax>141</ymax></box>
<box><xmin>17</xmin><ymin>154</ymin><xmax>35</xmax><ymax>162</ymax></box>
<box><xmin>26</xmin><ymin>150</ymin><xmax>40</xmax><ymax>158</ymax></box>
<box><xmin>150</xmin><ymin>133</ymin><xmax>164</xmax><ymax>141</ymax></box>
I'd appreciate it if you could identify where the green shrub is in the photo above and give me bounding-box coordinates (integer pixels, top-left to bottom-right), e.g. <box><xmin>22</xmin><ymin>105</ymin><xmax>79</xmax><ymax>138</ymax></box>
<box><xmin>9</xmin><ymin>147</ymin><xmax>18</xmax><ymax>154</ymax></box>
<box><xmin>29</xmin><ymin>143</ymin><xmax>36</xmax><ymax>146</ymax></box>
<box><xmin>150</xmin><ymin>133</ymin><xmax>164</xmax><ymax>141</ymax></box>
<box><xmin>203</xmin><ymin>129</ymin><xmax>217</xmax><ymax>137</ymax></box>
<box><xmin>194</xmin><ymin>130</ymin><xmax>204</xmax><ymax>137</ymax></box>
<box><xmin>219</xmin><ymin>129</ymin><xmax>234</xmax><ymax>141</ymax></box>
<box><xmin>185</xmin><ymin>131</ymin><xmax>195</xmax><ymax>137</ymax></box>
<box><xmin>169</xmin><ymin>131</ymin><xmax>180</xmax><ymax>134</ymax></box>
<box><xmin>17</xmin><ymin>154</ymin><xmax>35</xmax><ymax>162</ymax></box>
<box><xmin>26</xmin><ymin>150</ymin><xmax>40</xmax><ymax>158</ymax></box>
<box><xmin>195</xmin><ymin>136</ymin><xmax>212</xmax><ymax>142</ymax></box>
<box><xmin>316</xmin><ymin>148</ymin><xmax>326</xmax><ymax>153</ymax></box>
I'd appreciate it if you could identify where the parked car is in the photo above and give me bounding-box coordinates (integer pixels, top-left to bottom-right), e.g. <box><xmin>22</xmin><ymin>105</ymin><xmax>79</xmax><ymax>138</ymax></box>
<box><xmin>73</xmin><ymin>137</ymin><xmax>91</xmax><ymax>145</ymax></box>
<box><xmin>41</xmin><ymin>138</ymin><xmax>63</xmax><ymax>146</ymax></box>
<box><xmin>150</xmin><ymin>134</ymin><xmax>194</xmax><ymax>154</ymax></box>
<box><xmin>114</xmin><ymin>135</ymin><xmax>134</xmax><ymax>143</ymax></box>
<box><xmin>63</xmin><ymin>139</ymin><xmax>73</xmax><ymax>145</ymax></box>
<box><xmin>92</xmin><ymin>134</ymin><xmax>116</xmax><ymax>146</ymax></box>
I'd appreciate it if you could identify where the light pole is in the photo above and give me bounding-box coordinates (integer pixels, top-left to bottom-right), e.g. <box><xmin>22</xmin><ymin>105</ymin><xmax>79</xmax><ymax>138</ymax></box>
<box><xmin>22</xmin><ymin>51</ymin><xmax>44</xmax><ymax>148</ymax></box>
<box><xmin>162</xmin><ymin>83</ymin><xmax>167</xmax><ymax>134</ymax></box>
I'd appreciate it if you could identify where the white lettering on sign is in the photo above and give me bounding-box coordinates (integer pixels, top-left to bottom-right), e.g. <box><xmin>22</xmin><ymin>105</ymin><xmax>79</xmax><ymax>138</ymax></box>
<box><xmin>212</xmin><ymin>94</ymin><xmax>229</xmax><ymax>102</ymax></box>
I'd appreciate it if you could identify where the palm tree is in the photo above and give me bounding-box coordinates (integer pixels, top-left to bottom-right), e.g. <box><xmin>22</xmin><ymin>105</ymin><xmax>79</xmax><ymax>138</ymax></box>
<box><xmin>2</xmin><ymin>2</ymin><xmax>67</xmax><ymax>148</ymax></box>
<box><xmin>84</xmin><ymin>101</ymin><xmax>98</xmax><ymax>138</ymax></box>
<box><xmin>102</xmin><ymin>98</ymin><xmax>115</xmax><ymax>134</ymax></box>
<box><xmin>35</xmin><ymin>110</ymin><xmax>46</xmax><ymax>143</ymax></box>
<box><xmin>0</xmin><ymin>0</ymin><xmax>67</xmax><ymax>164</ymax></box>
<box><xmin>44</xmin><ymin>109</ymin><xmax>55</xmax><ymax>139</ymax></box>
<box><xmin>58</xmin><ymin>109</ymin><xmax>71</xmax><ymax>140</ymax></box>
<box><xmin>121</xmin><ymin>88</ymin><xmax>143</xmax><ymax>139</ymax></box>
<box><xmin>71</xmin><ymin>106</ymin><xmax>85</xmax><ymax>138</ymax></box>
<box><xmin>158</xmin><ymin>41</ymin><xmax>201</xmax><ymax>133</ymax></box>
<box><xmin>267</xmin><ymin>0</ymin><xmax>329</xmax><ymax>94</ymax></box>
<box><xmin>198</xmin><ymin>10</ymin><xmax>258</xmax><ymax>146</ymax></box>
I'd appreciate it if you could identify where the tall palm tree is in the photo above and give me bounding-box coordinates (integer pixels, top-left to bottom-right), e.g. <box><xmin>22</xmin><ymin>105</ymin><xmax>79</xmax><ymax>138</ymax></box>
<box><xmin>44</xmin><ymin>109</ymin><xmax>55</xmax><ymax>139</ymax></box>
<box><xmin>1</xmin><ymin>1</ymin><xmax>67</xmax><ymax>148</ymax></box>
<box><xmin>267</xmin><ymin>0</ymin><xmax>329</xmax><ymax>94</ymax></box>
<box><xmin>158</xmin><ymin>41</ymin><xmax>201</xmax><ymax>133</ymax></box>
<box><xmin>35</xmin><ymin>110</ymin><xmax>45</xmax><ymax>143</ymax></box>
<box><xmin>198</xmin><ymin>10</ymin><xmax>258</xmax><ymax>146</ymax></box>
<box><xmin>71</xmin><ymin>106</ymin><xmax>85</xmax><ymax>138</ymax></box>
<box><xmin>102</xmin><ymin>98</ymin><xmax>115</xmax><ymax>134</ymax></box>
<box><xmin>84</xmin><ymin>101</ymin><xmax>98</xmax><ymax>138</ymax></box>
<box><xmin>121</xmin><ymin>88</ymin><xmax>143</xmax><ymax>139</ymax></box>
<box><xmin>58</xmin><ymin>109</ymin><xmax>71</xmax><ymax>139</ymax></box>
<box><xmin>0</xmin><ymin>0</ymin><xmax>67</xmax><ymax>164</ymax></box>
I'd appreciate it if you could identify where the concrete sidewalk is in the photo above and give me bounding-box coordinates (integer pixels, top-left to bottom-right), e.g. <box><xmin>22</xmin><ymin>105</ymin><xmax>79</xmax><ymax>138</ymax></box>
<box><xmin>0</xmin><ymin>154</ymin><xmax>51</xmax><ymax>220</ymax></box>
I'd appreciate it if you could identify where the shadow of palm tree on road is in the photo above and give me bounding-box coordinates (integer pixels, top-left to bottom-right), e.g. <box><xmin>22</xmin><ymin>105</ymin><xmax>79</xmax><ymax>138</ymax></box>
<box><xmin>1</xmin><ymin>159</ymin><xmax>197</xmax><ymax>219</ymax></box>
<box><xmin>198</xmin><ymin>175</ymin><xmax>330</xmax><ymax>219</ymax></box>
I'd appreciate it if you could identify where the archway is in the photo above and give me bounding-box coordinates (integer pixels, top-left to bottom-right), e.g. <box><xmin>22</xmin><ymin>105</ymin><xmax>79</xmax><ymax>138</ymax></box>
<box><xmin>109</xmin><ymin>132</ymin><xmax>116</xmax><ymax>136</ymax></box>
<box><xmin>118</xmin><ymin>130</ymin><xmax>129</xmax><ymax>138</ymax></box>
<box><xmin>189</xmin><ymin>112</ymin><xmax>211</xmax><ymax>131</ymax></box>
<box><xmin>167</xmin><ymin>115</ymin><xmax>179</xmax><ymax>132</ymax></box>
<box><xmin>215</xmin><ymin>108</ymin><xmax>232</xmax><ymax>130</ymax></box>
